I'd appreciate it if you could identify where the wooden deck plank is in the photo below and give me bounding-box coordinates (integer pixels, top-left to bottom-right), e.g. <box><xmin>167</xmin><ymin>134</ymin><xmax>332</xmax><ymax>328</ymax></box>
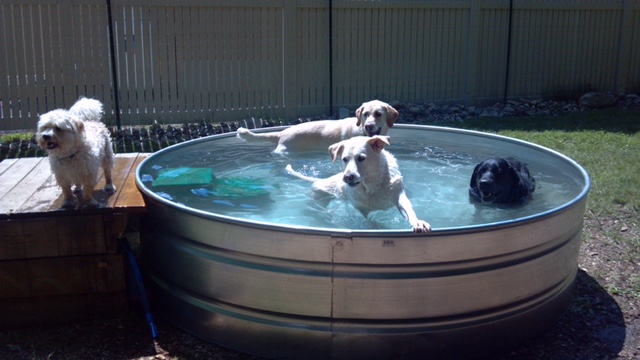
<box><xmin>0</xmin><ymin>158</ymin><xmax>18</xmax><ymax>176</ymax></box>
<box><xmin>0</xmin><ymin>157</ymin><xmax>47</xmax><ymax>210</ymax></box>
<box><xmin>0</xmin><ymin>214</ymin><xmax>109</xmax><ymax>261</ymax></box>
<box><xmin>94</xmin><ymin>153</ymin><xmax>137</xmax><ymax>209</ymax></box>
<box><xmin>0</xmin><ymin>153</ymin><xmax>150</xmax><ymax>218</ymax></box>
<box><xmin>110</xmin><ymin>153</ymin><xmax>149</xmax><ymax>211</ymax></box>
<box><xmin>13</xmin><ymin>174</ymin><xmax>62</xmax><ymax>213</ymax></box>
<box><xmin>104</xmin><ymin>153</ymin><xmax>138</xmax><ymax>188</ymax></box>
<box><xmin>0</xmin><ymin>159</ymin><xmax>55</xmax><ymax>214</ymax></box>
<box><xmin>0</xmin><ymin>253</ymin><xmax>127</xmax><ymax>327</ymax></box>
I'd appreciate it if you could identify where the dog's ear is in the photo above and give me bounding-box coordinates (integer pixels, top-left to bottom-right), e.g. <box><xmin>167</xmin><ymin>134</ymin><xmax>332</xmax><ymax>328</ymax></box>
<box><xmin>384</xmin><ymin>105</ymin><xmax>399</xmax><ymax>128</ymax></box>
<box><xmin>513</xmin><ymin>162</ymin><xmax>536</xmax><ymax>199</ymax></box>
<box><xmin>355</xmin><ymin>104</ymin><xmax>365</xmax><ymax>126</ymax></box>
<box><xmin>367</xmin><ymin>136</ymin><xmax>390</xmax><ymax>153</ymax></box>
<box><xmin>505</xmin><ymin>161</ymin><xmax>528</xmax><ymax>201</ymax></box>
<box><xmin>71</xmin><ymin>117</ymin><xmax>85</xmax><ymax>134</ymax></box>
<box><xmin>470</xmin><ymin>163</ymin><xmax>482</xmax><ymax>189</ymax></box>
<box><xmin>329</xmin><ymin>143</ymin><xmax>345</xmax><ymax>163</ymax></box>
<box><xmin>65</xmin><ymin>113</ymin><xmax>85</xmax><ymax>134</ymax></box>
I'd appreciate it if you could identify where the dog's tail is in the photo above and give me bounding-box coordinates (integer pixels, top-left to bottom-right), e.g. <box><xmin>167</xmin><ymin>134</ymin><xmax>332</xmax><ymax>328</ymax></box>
<box><xmin>285</xmin><ymin>164</ymin><xmax>319</xmax><ymax>183</ymax></box>
<box><xmin>69</xmin><ymin>97</ymin><xmax>104</xmax><ymax>122</ymax></box>
<box><xmin>236</xmin><ymin>127</ymin><xmax>280</xmax><ymax>144</ymax></box>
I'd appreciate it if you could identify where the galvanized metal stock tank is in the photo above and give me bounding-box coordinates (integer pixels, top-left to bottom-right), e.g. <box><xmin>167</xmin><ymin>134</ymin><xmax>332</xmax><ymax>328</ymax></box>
<box><xmin>136</xmin><ymin>125</ymin><xmax>590</xmax><ymax>359</ymax></box>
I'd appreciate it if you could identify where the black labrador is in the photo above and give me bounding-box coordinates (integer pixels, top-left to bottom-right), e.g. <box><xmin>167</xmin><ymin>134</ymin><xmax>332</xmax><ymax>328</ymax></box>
<box><xmin>469</xmin><ymin>157</ymin><xmax>536</xmax><ymax>204</ymax></box>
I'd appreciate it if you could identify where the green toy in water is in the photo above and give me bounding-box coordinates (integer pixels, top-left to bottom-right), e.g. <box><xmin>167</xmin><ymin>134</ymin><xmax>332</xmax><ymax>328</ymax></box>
<box><xmin>152</xmin><ymin>167</ymin><xmax>214</xmax><ymax>186</ymax></box>
<box><xmin>153</xmin><ymin>167</ymin><xmax>274</xmax><ymax>199</ymax></box>
<box><xmin>210</xmin><ymin>178</ymin><xmax>273</xmax><ymax>198</ymax></box>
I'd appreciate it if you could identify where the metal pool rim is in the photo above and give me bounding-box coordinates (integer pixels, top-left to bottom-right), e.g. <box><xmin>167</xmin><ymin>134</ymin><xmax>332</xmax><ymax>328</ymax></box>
<box><xmin>135</xmin><ymin>124</ymin><xmax>591</xmax><ymax>235</ymax></box>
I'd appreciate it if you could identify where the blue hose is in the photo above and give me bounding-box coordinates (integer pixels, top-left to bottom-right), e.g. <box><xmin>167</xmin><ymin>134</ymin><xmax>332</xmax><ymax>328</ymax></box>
<box><xmin>120</xmin><ymin>238</ymin><xmax>158</xmax><ymax>339</ymax></box>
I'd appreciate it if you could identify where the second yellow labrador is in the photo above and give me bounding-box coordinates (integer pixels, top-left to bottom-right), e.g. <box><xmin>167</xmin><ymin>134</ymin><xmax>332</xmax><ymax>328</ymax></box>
<box><xmin>285</xmin><ymin>135</ymin><xmax>431</xmax><ymax>233</ymax></box>
<box><xmin>236</xmin><ymin>100</ymin><xmax>399</xmax><ymax>154</ymax></box>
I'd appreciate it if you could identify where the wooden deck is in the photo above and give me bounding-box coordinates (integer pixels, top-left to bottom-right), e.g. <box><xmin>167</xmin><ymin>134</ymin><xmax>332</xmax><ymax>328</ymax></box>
<box><xmin>0</xmin><ymin>153</ymin><xmax>150</xmax><ymax>327</ymax></box>
<box><xmin>0</xmin><ymin>153</ymin><xmax>149</xmax><ymax>218</ymax></box>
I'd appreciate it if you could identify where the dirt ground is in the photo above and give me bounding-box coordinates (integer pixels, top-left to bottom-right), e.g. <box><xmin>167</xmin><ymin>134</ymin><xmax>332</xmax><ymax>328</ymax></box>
<box><xmin>0</xmin><ymin>212</ymin><xmax>638</xmax><ymax>360</ymax></box>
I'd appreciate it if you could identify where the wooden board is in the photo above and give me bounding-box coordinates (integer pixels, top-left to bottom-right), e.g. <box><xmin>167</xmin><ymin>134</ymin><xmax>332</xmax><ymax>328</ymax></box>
<box><xmin>0</xmin><ymin>215</ymin><xmax>111</xmax><ymax>260</ymax></box>
<box><xmin>0</xmin><ymin>153</ymin><xmax>150</xmax><ymax>217</ymax></box>
<box><xmin>0</xmin><ymin>253</ymin><xmax>125</xmax><ymax>299</ymax></box>
<box><xmin>110</xmin><ymin>153</ymin><xmax>148</xmax><ymax>211</ymax></box>
<box><xmin>0</xmin><ymin>157</ymin><xmax>47</xmax><ymax>201</ymax></box>
<box><xmin>0</xmin><ymin>153</ymin><xmax>151</xmax><ymax>327</ymax></box>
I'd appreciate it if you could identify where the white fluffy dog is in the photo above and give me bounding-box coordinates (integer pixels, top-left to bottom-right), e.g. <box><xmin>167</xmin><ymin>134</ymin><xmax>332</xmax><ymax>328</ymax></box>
<box><xmin>36</xmin><ymin>98</ymin><xmax>116</xmax><ymax>209</ymax></box>
<box><xmin>286</xmin><ymin>135</ymin><xmax>431</xmax><ymax>233</ymax></box>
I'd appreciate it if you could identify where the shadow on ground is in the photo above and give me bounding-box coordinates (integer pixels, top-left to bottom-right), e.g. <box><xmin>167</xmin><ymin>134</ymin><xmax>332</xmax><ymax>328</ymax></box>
<box><xmin>491</xmin><ymin>269</ymin><xmax>626</xmax><ymax>359</ymax></box>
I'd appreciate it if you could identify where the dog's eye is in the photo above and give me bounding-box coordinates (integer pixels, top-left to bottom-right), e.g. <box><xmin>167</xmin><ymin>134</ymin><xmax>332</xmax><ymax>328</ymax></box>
<box><xmin>363</xmin><ymin>111</ymin><xmax>370</xmax><ymax>118</ymax></box>
<box><xmin>342</xmin><ymin>157</ymin><xmax>348</xmax><ymax>163</ymax></box>
<box><xmin>356</xmin><ymin>154</ymin><xmax>366</xmax><ymax>162</ymax></box>
<box><xmin>373</xmin><ymin>110</ymin><xmax>382</xmax><ymax>117</ymax></box>
<box><xmin>55</xmin><ymin>126</ymin><xmax>63</xmax><ymax>132</ymax></box>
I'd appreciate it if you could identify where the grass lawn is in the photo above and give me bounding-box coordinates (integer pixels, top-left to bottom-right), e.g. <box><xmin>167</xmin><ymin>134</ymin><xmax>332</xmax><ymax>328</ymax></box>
<box><xmin>454</xmin><ymin>108</ymin><xmax>640</xmax><ymax>218</ymax></box>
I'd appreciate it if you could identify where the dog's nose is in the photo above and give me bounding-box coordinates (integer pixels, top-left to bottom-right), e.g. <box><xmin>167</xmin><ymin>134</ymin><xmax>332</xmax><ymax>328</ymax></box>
<box><xmin>343</xmin><ymin>173</ymin><xmax>356</xmax><ymax>183</ymax></box>
<box><xmin>364</xmin><ymin>123</ymin><xmax>381</xmax><ymax>136</ymax></box>
<box><xmin>478</xmin><ymin>179</ymin><xmax>492</xmax><ymax>191</ymax></box>
<box><xmin>42</xmin><ymin>134</ymin><xmax>51</xmax><ymax>140</ymax></box>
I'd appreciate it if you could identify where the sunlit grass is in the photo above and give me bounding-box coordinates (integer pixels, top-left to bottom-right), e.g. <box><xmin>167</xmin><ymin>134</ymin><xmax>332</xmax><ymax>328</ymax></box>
<box><xmin>0</xmin><ymin>132</ymin><xmax>34</xmax><ymax>143</ymax></box>
<box><xmin>455</xmin><ymin>109</ymin><xmax>640</xmax><ymax>217</ymax></box>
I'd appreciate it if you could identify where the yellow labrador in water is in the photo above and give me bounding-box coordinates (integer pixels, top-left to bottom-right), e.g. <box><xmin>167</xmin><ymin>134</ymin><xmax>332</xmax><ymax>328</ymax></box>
<box><xmin>286</xmin><ymin>135</ymin><xmax>431</xmax><ymax>233</ymax></box>
<box><xmin>237</xmin><ymin>100</ymin><xmax>398</xmax><ymax>154</ymax></box>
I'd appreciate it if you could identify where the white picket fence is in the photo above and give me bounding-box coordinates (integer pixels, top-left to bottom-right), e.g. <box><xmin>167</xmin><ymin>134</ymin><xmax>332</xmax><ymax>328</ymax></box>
<box><xmin>1</xmin><ymin>0</ymin><xmax>639</xmax><ymax>130</ymax></box>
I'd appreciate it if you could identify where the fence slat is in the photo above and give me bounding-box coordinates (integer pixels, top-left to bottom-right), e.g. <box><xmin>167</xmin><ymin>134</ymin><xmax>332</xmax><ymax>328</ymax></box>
<box><xmin>2</xmin><ymin>0</ymin><xmax>639</xmax><ymax>131</ymax></box>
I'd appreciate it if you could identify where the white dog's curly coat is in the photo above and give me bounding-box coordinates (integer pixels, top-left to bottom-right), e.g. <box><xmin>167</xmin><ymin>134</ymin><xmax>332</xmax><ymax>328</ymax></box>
<box><xmin>286</xmin><ymin>135</ymin><xmax>431</xmax><ymax>233</ymax></box>
<box><xmin>36</xmin><ymin>98</ymin><xmax>116</xmax><ymax>209</ymax></box>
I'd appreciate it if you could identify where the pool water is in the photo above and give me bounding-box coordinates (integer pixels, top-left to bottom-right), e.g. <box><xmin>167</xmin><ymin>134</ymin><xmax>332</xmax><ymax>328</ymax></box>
<box><xmin>139</xmin><ymin>130</ymin><xmax>584</xmax><ymax>231</ymax></box>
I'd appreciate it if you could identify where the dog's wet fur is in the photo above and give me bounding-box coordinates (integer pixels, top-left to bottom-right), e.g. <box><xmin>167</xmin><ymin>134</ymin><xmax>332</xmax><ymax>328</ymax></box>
<box><xmin>286</xmin><ymin>135</ymin><xmax>431</xmax><ymax>233</ymax></box>
<box><xmin>237</xmin><ymin>100</ymin><xmax>398</xmax><ymax>154</ymax></box>
<box><xmin>469</xmin><ymin>157</ymin><xmax>536</xmax><ymax>204</ymax></box>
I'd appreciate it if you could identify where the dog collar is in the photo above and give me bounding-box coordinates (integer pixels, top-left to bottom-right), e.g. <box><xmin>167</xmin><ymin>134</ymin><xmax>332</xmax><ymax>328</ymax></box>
<box><xmin>57</xmin><ymin>151</ymin><xmax>78</xmax><ymax>160</ymax></box>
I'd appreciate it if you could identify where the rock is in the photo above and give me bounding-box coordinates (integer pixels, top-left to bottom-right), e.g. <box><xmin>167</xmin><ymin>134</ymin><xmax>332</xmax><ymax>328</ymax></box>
<box><xmin>503</xmin><ymin>105</ymin><xmax>515</xmax><ymax>114</ymax></box>
<box><xmin>480</xmin><ymin>109</ymin><xmax>499</xmax><ymax>117</ymax></box>
<box><xmin>409</xmin><ymin>106</ymin><xmax>423</xmax><ymax>115</ymax></box>
<box><xmin>579</xmin><ymin>92</ymin><xmax>617</xmax><ymax>108</ymax></box>
<box><xmin>620</xmin><ymin>93</ymin><xmax>640</xmax><ymax>108</ymax></box>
